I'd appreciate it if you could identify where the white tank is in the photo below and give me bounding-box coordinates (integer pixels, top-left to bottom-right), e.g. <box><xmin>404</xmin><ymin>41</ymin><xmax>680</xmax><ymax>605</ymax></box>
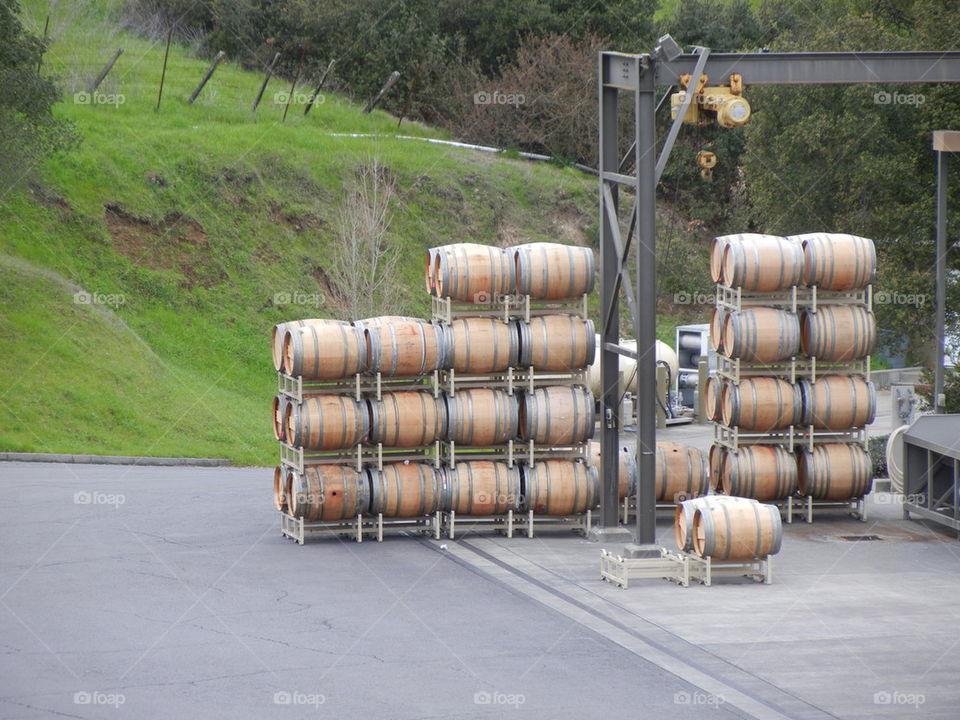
<box><xmin>587</xmin><ymin>335</ymin><xmax>679</xmax><ymax>396</ymax></box>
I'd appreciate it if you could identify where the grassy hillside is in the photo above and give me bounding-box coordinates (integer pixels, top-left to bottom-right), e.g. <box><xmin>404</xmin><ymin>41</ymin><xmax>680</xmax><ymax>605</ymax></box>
<box><xmin>1</xmin><ymin>0</ymin><xmax>625</xmax><ymax>465</ymax></box>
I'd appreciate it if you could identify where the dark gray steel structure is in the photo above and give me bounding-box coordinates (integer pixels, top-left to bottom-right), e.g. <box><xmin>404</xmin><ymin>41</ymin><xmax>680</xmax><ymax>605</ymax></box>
<box><xmin>597</xmin><ymin>47</ymin><xmax>960</xmax><ymax>546</ymax></box>
<box><xmin>903</xmin><ymin>414</ymin><xmax>960</xmax><ymax>535</ymax></box>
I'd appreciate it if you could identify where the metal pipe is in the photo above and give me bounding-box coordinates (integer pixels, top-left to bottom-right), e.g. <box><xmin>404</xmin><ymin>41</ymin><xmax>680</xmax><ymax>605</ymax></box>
<box><xmin>935</xmin><ymin>149</ymin><xmax>948</xmax><ymax>413</ymax></box>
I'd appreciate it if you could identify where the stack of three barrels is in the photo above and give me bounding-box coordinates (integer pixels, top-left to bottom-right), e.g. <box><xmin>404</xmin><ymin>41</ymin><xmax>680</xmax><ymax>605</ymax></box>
<box><xmin>427</xmin><ymin>241</ymin><xmax>605</xmax><ymax>520</ymax></box>
<box><xmin>706</xmin><ymin>232</ymin><xmax>876</xmax><ymax>504</ymax></box>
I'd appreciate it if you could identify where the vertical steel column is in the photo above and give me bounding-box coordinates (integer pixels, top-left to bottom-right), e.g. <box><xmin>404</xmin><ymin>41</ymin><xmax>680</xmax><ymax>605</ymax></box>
<box><xmin>935</xmin><ymin>149</ymin><xmax>948</xmax><ymax>414</ymax></box>
<box><xmin>634</xmin><ymin>58</ymin><xmax>658</xmax><ymax>544</ymax></box>
<box><xmin>599</xmin><ymin>54</ymin><xmax>623</xmax><ymax>528</ymax></box>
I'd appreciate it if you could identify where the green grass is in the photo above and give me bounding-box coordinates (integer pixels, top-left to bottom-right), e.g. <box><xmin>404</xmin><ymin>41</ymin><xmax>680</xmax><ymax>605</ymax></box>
<box><xmin>1</xmin><ymin>0</ymin><xmax>611</xmax><ymax>465</ymax></box>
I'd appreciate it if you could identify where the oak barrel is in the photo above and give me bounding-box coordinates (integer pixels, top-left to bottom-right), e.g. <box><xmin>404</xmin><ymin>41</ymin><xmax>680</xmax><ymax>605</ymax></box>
<box><xmin>797</xmin><ymin>443</ymin><xmax>873</xmax><ymax>500</ymax></box>
<box><xmin>284</xmin><ymin>323</ymin><xmax>366</xmax><ymax>379</ymax></box>
<box><xmin>799</xmin><ymin>375</ymin><xmax>876</xmax><ymax>430</ymax></box>
<box><xmin>289</xmin><ymin>465</ymin><xmax>371</xmax><ymax>521</ymax></box>
<box><xmin>721</xmin><ymin>377</ymin><xmax>801</xmax><ymax>430</ymax></box>
<box><xmin>675</xmin><ymin>495</ymin><xmax>758</xmax><ymax>553</ymax></box>
<box><xmin>367</xmin><ymin>463</ymin><xmax>445</xmax><ymax>517</ymax></box>
<box><xmin>794</xmin><ymin>232</ymin><xmax>876</xmax><ymax>290</ymax></box>
<box><xmin>708</xmin><ymin>444</ymin><xmax>727</xmax><ymax>491</ymax></box>
<box><xmin>800</xmin><ymin>305</ymin><xmax>876</xmax><ymax>361</ymax></box>
<box><xmin>721</xmin><ymin>445</ymin><xmax>798</xmax><ymax>500</ymax></box>
<box><xmin>425</xmin><ymin>248</ymin><xmax>439</xmax><ymax>296</ymax></box>
<box><xmin>369</xmin><ymin>391</ymin><xmax>446</xmax><ymax>447</ymax></box>
<box><xmin>272</xmin><ymin>319</ymin><xmax>343</xmax><ymax>373</ymax></box>
<box><xmin>434</xmin><ymin>243</ymin><xmax>514</xmax><ymax>301</ymax></box>
<box><xmin>365</xmin><ymin>318</ymin><xmax>448</xmax><ymax>377</ymax></box>
<box><xmin>512</xmin><ymin>242</ymin><xmax>596</xmax><ymax>299</ymax></box>
<box><xmin>520</xmin><ymin>386</ymin><xmax>595</xmax><ymax>445</ymax></box>
<box><xmin>285</xmin><ymin>395</ymin><xmax>370</xmax><ymax>450</ymax></box>
<box><xmin>693</xmin><ymin>500</ymin><xmax>783</xmax><ymax>560</ymax></box>
<box><xmin>722</xmin><ymin>308</ymin><xmax>800</xmax><ymax>362</ymax></box>
<box><xmin>273</xmin><ymin>466</ymin><xmax>287</xmax><ymax>512</ymax></box>
<box><xmin>656</xmin><ymin>442</ymin><xmax>709</xmax><ymax>503</ymax></box>
<box><xmin>722</xmin><ymin>234</ymin><xmax>804</xmax><ymax>291</ymax></box>
<box><xmin>446</xmin><ymin>317</ymin><xmax>520</xmax><ymax>373</ymax></box>
<box><xmin>587</xmin><ymin>440</ymin><xmax>637</xmax><ymax>500</ymax></box>
<box><xmin>519</xmin><ymin>315</ymin><xmax>596</xmax><ymax>370</ymax></box>
<box><xmin>709</xmin><ymin>307</ymin><xmax>727</xmax><ymax>353</ymax></box>
<box><xmin>272</xmin><ymin>394</ymin><xmax>290</xmax><ymax>441</ymax></box>
<box><xmin>445</xmin><ymin>461</ymin><xmax>521</xmax><ymax>515</ymax></box>
<box><xmin>704</xmin><ymin>376</ymin><xmax>722</xmax><ymax>422</ymax></box>
<box><xmin>710</xmin><ymin>236</ymin><xmax>732</xmax><ymax>284</ymax></box>
<box><xmin>445</xmin><ymin>389</ymin><xmax>519</xmax><ymax>446</ymax></box>
<box><xmin>522</xmin><ymin>461</ymin><xmax>599</xmax><ymax>515</ymax></box>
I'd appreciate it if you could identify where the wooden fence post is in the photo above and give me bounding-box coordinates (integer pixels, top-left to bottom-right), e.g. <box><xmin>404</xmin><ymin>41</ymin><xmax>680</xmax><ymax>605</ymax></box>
<box><xmin>87</xmin><ymin>48</ymin><xmax>123</xmax><ymax>93</ymax></box>
<box><xmin>363</xmin><ymin>70</ymin><xmax>400</xmax><ymax>113</ymax></box>
<box><xmin>252</xmin><ymin>52</ymin><xmax>280</xmax><ymax>112</ymax></box>
<box><xmin>188</xmin><ymin>50</ymin><xmax>225</xmax><ymax>104</ymax></box>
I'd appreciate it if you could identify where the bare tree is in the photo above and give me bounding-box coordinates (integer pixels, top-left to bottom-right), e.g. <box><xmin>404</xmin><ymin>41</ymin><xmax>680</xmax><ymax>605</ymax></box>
<box><xmin>328</xmin><ymin>158</ymin><xmax>404</xmax><ymax>320</ymax></box>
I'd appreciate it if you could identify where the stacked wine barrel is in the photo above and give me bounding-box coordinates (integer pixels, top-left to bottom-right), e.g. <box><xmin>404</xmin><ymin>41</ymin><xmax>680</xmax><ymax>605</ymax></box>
<box><xmin>707</xmin><ymin>232</ymin><xmax>876</xmax><ymax>508</ymax></box>
<box><xmin>426</xmin><ymin>242</ymin><xmax>602</xmax><ymax>521</ymax></box>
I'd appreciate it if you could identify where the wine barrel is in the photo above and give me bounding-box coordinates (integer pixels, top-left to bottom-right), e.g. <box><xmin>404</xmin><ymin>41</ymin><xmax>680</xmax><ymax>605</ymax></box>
<box><xmin>284</xmin><ymin>323</ymin><xmax>366</xmax><ymax>380</ymax></box>
<box><xmin>425</xmin><ymin>248</ymin><xmax>439</xmax><ymax>296</ymax></box>
<box><xmin>710</xmin><ymin>236</ymin><xmax>732</xmax><ymax>284</ymax></box>
<box><xmin>285</xmin><ymin>395</ymin><xmax>370</xmax><ymax>450</ymax></box>
<box><xmin>289</xmin><ymin>465</ymin><xmax>370</xmax><ymax>521</ymax></box>
<box><xmin>367</xmin><ymin>463</ymin><xmax>445</xmax><ymax>517</ymax></box>
<box><xmin>799</xmin><ymin>375</ymin><xmax>876</xmax><ymax>430</ymax></box>
<box><xmin>445</xmin><ymin>389</ymin><xmax>519</xmax><ymax>446</ymax></box>
<box><xmin>446</xmin><ymin>461</ymin><xmax>521</xmax><ymax>515</ymax></box>
<box><xmin>800</xmin><ymin>305</ymin><xmax>875</xmax><ymax>361</ymax></box>
<box><xmin>354</xmin><ymin>315</ymin><xmax>421</xmax><ymax>328</ymax></box>
<box><xmin>273</xmin><ymin>466</ymin><xmax>287</xmax><ymax>512</ymax></box>
<box><xmin>523</xmin><ymin>461</ymin><xmax>599</xmax><ymax>515</ymax></box>
<box><xmin>675</xmin><ymin>495</ymin><xmax>758</xmax><ymax>553</ymax></box>
<box><xmin>520</xmin><ymin>386</ymin><xmax>595</xmax><ymax>445</ymax></box>
<box><xmin>798</xmin><ymin>443</ymin><xmax>873</xmax><ymax>500</ymax></box>
<box><xmin>794</xmin><ymin>232</ymin><xmax>876</xmax><ymax>290</ymax></box>
<box><xmin>272</xmin><ymin>394</ymin><xmax>289</xmax><ymax>441</ymax></box>
<box><xmin>708</xmin><ymin>444</ymin><xmax>727</xmax><ymax>491</ymax></box>
<box><xmin>709</xmin><ymin>307</ymin><xmax>727</xmax><ymax>353</ymax></box>
<box><xmin>704</xmin><ymin>376</ymin><xmax>722</xmax><ymax>422</ymax></box>
<box><xmin>272</xmin><ymin>319</ymin><xmax>343</xmax><ymax>373</ymax></box>
<box><xmin>512</xmin><ymin>242</ymin><xmax>596</xmax><ymax>299</ymax></box>
<box><xmin>365</xmin><ymin>319</ymin><xmax>447</xmax><ymax>377</ymax></box>
<box><xmin>722</xmin><ymin>445</ymin><xmax>798</xmax><ymax>500</ymax></box>
<box><xmin>587</xmin><ymin>440</ymin><xmax>636</xmax><ymax>500</ymax></box>
<box><xmin>434</xmin><ymin>243</ymin><xmax>513</xmax><ymax>301</ymax></box>
<box><xmin>369</xmin><ymin>391</ymin><xmax>446</xmax><ymax>447</ymax></box>
<box><xmin>446</xmin><ymin>318</ymin><xmax>520</xmax><ymax>373</ymax></box>
<box><xmin>693</xmin><ymin>500</ymin><xmax>783</xmax><ymax>560</ymax></box>
<box><xmin>722</xmin><ymin>308</ymin><xmax>800</xmax><ymax>362</ymax></box>
<box><xmin>656</xmin><ymin>442</ymin><xmax>709</xmax><ymax>503</ymax></box>
<box><xmin>519</xmin><ymin>315</ymin><xmax>596</xmax><ymax>370</ymax></box>
<box><xmin>721</xmin><ymin>377</ymin><xmax>801</xmax><ymax>430</ymax></box>
<box><xmin>722</xmin><ymin>234</ymin><xmax>804</xmax><ymax>291</ymax></box>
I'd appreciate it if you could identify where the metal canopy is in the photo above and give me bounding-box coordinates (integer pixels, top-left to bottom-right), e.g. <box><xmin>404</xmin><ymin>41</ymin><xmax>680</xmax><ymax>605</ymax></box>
<box><xmin>598</xmin><ymin>47</ymin><xmax>960</xmax><ymax>547</ymax></box>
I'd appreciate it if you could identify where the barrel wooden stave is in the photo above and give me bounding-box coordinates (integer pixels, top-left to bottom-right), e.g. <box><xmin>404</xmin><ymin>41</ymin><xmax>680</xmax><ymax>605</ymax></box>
<box><xmin>369</xmin><ymin>391</ymin><xmax>446</xmax><ymax>447</ymax></box>
<box><xmin>798</xmin><ymin>443</ymin><xmax>873</xmax><ymax>500</ymax></box>
<box><xmin>445</xmin><ymin>389</ymin><xmax>519</xmax><ymax>446</ymax></box>
<box><xmin>800</xmin><ymin>305</ymin><xmax>876</xmax><ymax>362</ymax></box>
<box><xmin>446</xmin><ymin>318</ymin><xmax>519</xmax><ymax>373</ymax></box>
<box><xmin>722</xmin><ymin>445</ymin><xmax>798</xmax><ymax>501</ymax></box>
<box><xmin>519</xmin><ymin>315</ymin><xmax>596</xmax><ymax>371</ymax></box>
<box><xmin>520</xmin><ymin>386</ymin><xmax>595</xmax><ymax>445</ymax></box>
<box><xmin>446</xmin><ymin>461</ymin><xmax>521</xmax><ymax>515</ymax></box>
<box><xmin>284</xmin><ymin>323</ymin><xmax>366</xmax><ymax>380</ymax></box>
<box><xmin>523</xmin><ymin>461</ymin><xmax>599</xmax><ymax>515</ymax></box>
<box><xmin>289</xmin><ymin>465</ymin><xmax>370</xmax><ymax>521</ymax></box>
<box><xmin>656</xmin><ymin>442</ymin><xmax>709</xmax><ymax>503</ymax></box>
<box><xmin>368</xmin><ymin>463</ymin><xmax>445</xmax><ymax>517</ymax></box>
<box><xmin>512</xmin><ymin>242</ymin><xmax>596</xmax><ymax>299</ymax></box>
<box><xmin>693</xmin><ymin>500</ymin><xmax>782</xmax><ymax>560</ymax></box>
<box><xmin>365</xmin><ymin>319</ymin><xmax>448</xmax><ymax>377</ymax></box>
<box><xmin>793</xmin><ymin>232</ymin><xmax>876</xmax><ymax>290</ymax></box>
<box><xmin>721</xmin><ymin>234</ymin><xmax>804</xmax><ymax>291</ymax></box>
<box><xmin>285</xmin><ymin>395</ymin><xmax>369</xmax><ymax>450</ymax></box>
<box><xmin>434</xmin><ymin>243</ymin><xmax>513</xmax><ymax>301</ymax></box>
<box><xmin>721</xmin><ymin>377</ymin><xmax>801</xmax><ymax>430</ymax></box>
<box><xmin>722</xmin><ymin>307</ymin><xmax>800</xmax><ymax>363</ymax></box>
<box><xmin>675</xmin><ymin>495</ymin><xmax>758</xmax><ymax>553</ymax></box>
<box><xmin>800</xmin><ymin>375</ymin><xmax>876</xmax><ymax>430</ymax></box>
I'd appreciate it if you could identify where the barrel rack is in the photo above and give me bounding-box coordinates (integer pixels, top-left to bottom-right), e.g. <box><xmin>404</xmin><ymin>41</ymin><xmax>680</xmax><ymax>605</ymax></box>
<box><xmin>444</xmin><ymin>509</ymin><xmax>593</xmax><ymax>539</ymax></box>
<box><xmin>599</xmin><ymin>548</ymin><xmax>772</xmax><ymax>588</ymax></box>
<box><xmin>431</xmin><ymin>293</ymin><xmax>588</xmax><ymax>324</ymax></box>
<box><xmin>709</xmin><ymin>281</ymin><xmax>874</xmax><ymax>523</ymax></box>
<box><xmin>278</xmin><ymin>370</ymin><xmax>440</xmax><ymax>403</ymax></box>
<box><xmin>280</xmin><ymin>511</ymin><xmax>442</xmax><ymax>544</ymax></box>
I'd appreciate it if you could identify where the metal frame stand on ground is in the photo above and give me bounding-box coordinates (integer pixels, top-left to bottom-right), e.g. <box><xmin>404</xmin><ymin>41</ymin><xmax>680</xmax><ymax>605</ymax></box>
<box><xmin>783</xmin><ymin>496</ymin><xmax>867</xmax><ymax>524</ymax></box>
<box><xmin>279</xmin><ymin>512</ymin><xmax>440</xmax><ymax>544</ymax></box>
